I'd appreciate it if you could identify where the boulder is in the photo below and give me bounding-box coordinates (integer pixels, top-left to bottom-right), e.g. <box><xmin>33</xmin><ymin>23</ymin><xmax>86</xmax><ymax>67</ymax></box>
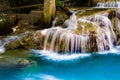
<box><xmin>16</xmin><ymin>10</ymin><xmax>43</xmax><ymax>28</ymax></box>
<box><xmin>1</xmin><ymin>30</ymin><xmax>44</xmax><ymax>50</ymax></box>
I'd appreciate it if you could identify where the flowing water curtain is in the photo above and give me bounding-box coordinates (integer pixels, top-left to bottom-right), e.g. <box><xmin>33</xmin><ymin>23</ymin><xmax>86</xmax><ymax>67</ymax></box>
<box><xmin>42</xmin><ymin>12</ymin><xmax>115</xmax><ymax>53</ymax></box>
<box><xmin>81</xmin><ymin>14</ymin><xmax>117</xmax><ymax>49</ymax></box>
<box><xmin>96</xmin><ymin>0</ymin><xmax>120</xmax><ymax>7</ymax></box>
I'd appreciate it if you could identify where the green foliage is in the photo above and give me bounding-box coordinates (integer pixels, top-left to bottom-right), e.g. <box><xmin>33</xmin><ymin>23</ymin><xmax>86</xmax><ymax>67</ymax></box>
<box><xmin>56</xmin><ymin>0</ymin><xmax>63</xmax><ymax>6</ymax></box>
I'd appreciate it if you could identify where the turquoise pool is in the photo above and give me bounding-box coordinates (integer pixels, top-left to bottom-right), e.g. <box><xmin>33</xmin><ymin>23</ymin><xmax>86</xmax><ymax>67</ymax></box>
<box><xmin>0</xmin><ymin>48</ymin><xmax>120</xmax><ymax>80</ymax></box>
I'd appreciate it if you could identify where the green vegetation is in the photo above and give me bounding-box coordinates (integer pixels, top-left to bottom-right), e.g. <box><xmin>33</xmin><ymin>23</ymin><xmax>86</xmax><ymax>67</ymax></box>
<box><xmin>56</xmin><ymin>0</ymin><xmax>63</xmax><ymax>6</ymax></box>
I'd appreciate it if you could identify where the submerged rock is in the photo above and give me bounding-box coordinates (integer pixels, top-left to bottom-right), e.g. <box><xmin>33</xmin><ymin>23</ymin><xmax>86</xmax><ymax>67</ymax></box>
<box><xmin>17</xmin><ymin>59</ymin><xmax>35</xmax><ymax>66</ymax></box>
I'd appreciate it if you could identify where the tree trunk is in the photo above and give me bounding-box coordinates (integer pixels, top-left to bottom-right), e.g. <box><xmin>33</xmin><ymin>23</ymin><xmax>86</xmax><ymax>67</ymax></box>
<box><xmin>43</xmin><ymin>0</ymin><xmax>56</xmax><ymax>27</ymax></box>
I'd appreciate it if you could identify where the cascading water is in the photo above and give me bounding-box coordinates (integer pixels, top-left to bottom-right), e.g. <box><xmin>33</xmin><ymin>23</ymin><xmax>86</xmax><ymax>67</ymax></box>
<box><xmin>43</xmin><ymin>11</ymin><xmax>79</xmax><ymax>53</ymax></box>
<box><xmin>0</xmin><ymin>36</ymin><xmax>19</xmax><ymax>53</ymax></box>
<box><xmin>1</xmin><ymin>2</ymin><xmax>120</xmax><ymax>80</ymax></box>
<box><xmin>52</xmin><ymin>17</ymin><xmax>58</xmax><ymax>27</ymax></box>
<box><xmin>42</xmin><ymin>12</ymin><xmax>117</xmax><ymax>54</ymax></box>
<box><xmin>0</xmin><ymin>10</ymin><xmax>117</xmax><ymax>56</ymax></box>
<box><xmin>0</xmin><ymin>10</ymin><xmax>118</xmax><ymax>61</ymax></box>
<box><xmin>96</xmin><ymin>1</ymin><xmax>120</xmax><ymax>8</ymax></box>
<box><xmin>82</xmin><ymin>14</ymin><xmax>116</xmax><ymax>50</ymax></box>
<box><xmin>118</xmin><ymin>19</ymin><xmax>120</xmax><ymax>30</ymax></box>
<box><xmin>64</xmin><ymin>11</ymin><xmax>77</xmax><ymax>29</ymax></box>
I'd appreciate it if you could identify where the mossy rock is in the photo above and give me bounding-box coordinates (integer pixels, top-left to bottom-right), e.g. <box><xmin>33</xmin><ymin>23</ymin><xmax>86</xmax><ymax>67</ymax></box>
<box><xmin>73</xmin><ymin>20</ymin><xmax>98</xmax><ymax>34</ymax></box>
<box><xmin>17</xmin><ymin>59</ymin><xmax>35</xmax><ymax>66</ymax></box>
<box><xmin>3</xmin><ymin>31</ymin><xmax>44</xmax><ymax>50</ymax></box>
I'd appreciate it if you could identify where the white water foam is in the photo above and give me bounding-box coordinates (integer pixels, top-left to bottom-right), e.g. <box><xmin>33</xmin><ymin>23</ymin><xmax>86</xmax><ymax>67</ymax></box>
<box><xmin>41</xmin><ymin>29</ymin><xmax>48</xmax><ymax>36</ymax></box>
<box><xmin>39</xmin><ymin>74</ymin><xmax>62</xmax><ymax>80</ymax></box>
<box><xmin>0</xmin><ymin>46</ymin><xmax>5</xmax><ymax>54</ymax></box>
<box><xmin>24</xmin><ymin>78</ymin><xmax>35</xmax><ymax>80</ymax></box>
<box><xmin>97</xmin><ymin>48</ymin><xmax>120</xmax><ymax>55</ymax></box>
<box><xmin>31</xmin><ymin>48</ymin><xmax>120</xmax><ymax>61</ymax></box>
<box><xmin>96</xmin><ymin>1</ymin><xmax>120</xmax><ymax>8</ymax></box>
<box><xmin>64</xmin><ymin>12</ymin><xmax>77</xmax><ymax>29</ymax></box>
<box><xmin>52</xmin><ymin>17</ymin><xmax>58</xmax><ymax>27</ymax></box>
<box><xmin>24</xmin><ymin>74</ymin><xmax>62</xmax><ymax>80</ymax></box>
<box><xmin>116</xmin><ymin>46</ymin><xmax>120</xmax><ymax>49</ymax></box>
<box><xmin>32</xmin><ymin>50</ymin><xmax>91</xmax><ymax>61</ymax></box>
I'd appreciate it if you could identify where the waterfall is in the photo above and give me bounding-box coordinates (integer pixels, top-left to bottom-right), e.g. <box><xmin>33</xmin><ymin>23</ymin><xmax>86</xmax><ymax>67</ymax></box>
<box><xmin>42</xmin><ymin>12</ymin><xmax>117</xmax><ymax>53</ymax></box>
<box><xmin>91</xmin><ymin>15</ymin><xmax>116</xmax><ymax>50</ymax></box>
<box><xmin>42</xmin><ymin>11</ymin><xmax>118</xmax><ymax>53</ymax></box>
<box><xmin>0</xmin><ymin>36</ymin><xmax>19</xmax><ymax>53</ymax></box>
<box><xmin>43</xmin><ymin>12</ymin><xmax>91</xmax><ymax>53</ymax></box>
<box><xmin>0</xmin><ymin>40</ymin><xmax>5</xmax><ymax>53</ymax></box>
<box><xmin>52</xmin><ymin>17</ymin><xmax>58</xmax><ymax>27</ymax></box>
<box><xmin>81</xmin><ymin>14</ymin><xmax>117</xmax><ymax>50</ymax></box>
<box><xmin>0</xmin><ymin>11</ymin><xmax>116</xmax><ymax>54</ymax></box>
<box><xmin>96</xmin><ymin>1</ymin><xmax>120</xmax><ymax>8</ymax></box>
<box><xmin>64</xmin><ymin>12</ymin><xmax>77</xmax><ymax>29</ymax></box>
<box><xmin>118</xmin><ymin>19</ymin><xmax>120</xmax><ymax>30</ymax></box>
<box><xmin>43</xmin><ymin>28</ymin><xmax>80</xmax><ymax>53</ymax></box>
<box><xmin>0</xmin><ymin>11</ymin><xmax>117</xmax><ymax>54</ymax></box>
